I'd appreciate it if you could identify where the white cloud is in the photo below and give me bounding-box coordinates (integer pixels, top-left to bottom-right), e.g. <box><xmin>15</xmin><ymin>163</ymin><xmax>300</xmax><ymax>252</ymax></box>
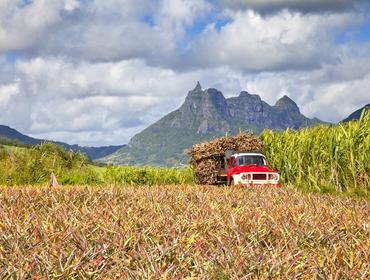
<box><xmin>0</xmin><ymin>0</ymin><xmax>175</xmax><ymax>62</ymax></box>
<box><xmin>64</xmin><ymin>0</ymin><xmax>80</xmax><ymax>11</ymax></box>
<box><xmin>0</xmin><ymin>0</ymin><xmax>65</xmax><ymax>52</ymax></box>
<box><xmin>0</xmin><ymin>82</ymin><xmax>20</xmax><ymax>108</ymax></box>
<box><xmin>15</xmin><ymin>58</ymin><xmax>196</xmax><ymax>100</ymax></box>
<box><xmin>160</xmin><ymin>0</ymin><xmax>211</xmax><ymax>24</ymax></box>
<box><xmin>302</xmin><ymin>74</ymin><xmax>370</xmax><ymax>121</ymax></box>
<box><xmin>189</xmin><ymin>10</ymin><xmax>359</xmax><ymax>71</ymax></box>
<box><xmin>153</xmin><ymin>0</ymin><xmax>212</xmax><ymax>51</ymax></box>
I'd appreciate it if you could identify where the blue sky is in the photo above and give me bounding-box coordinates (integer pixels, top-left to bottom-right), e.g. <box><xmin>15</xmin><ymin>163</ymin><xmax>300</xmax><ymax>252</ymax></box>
<box><xmin>334</xmin><ymin>16</ymin><xmax>370</xmax><ymax>43</ymax></box>
<box><xmin>0</xmin><ymin>0</ymin><xmax>369</xmax><ymax>146</ymax></box>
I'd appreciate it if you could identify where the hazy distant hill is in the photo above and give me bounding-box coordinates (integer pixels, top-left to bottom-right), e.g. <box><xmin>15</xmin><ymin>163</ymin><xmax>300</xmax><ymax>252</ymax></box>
<box><xmin>102</xmin><ymin>83</ymin><xmax>325</xmax><ymax>166</ymax></box>
<box><xmin>0</xmin><ymin>125</ymin><xmax>125</xmax><ymax>160</ymax></box>
<box><xmin>0</xmin><ymin>125</ymin><xmax>41</xmax><ymax>146</ymax></box>
<box><xmin>341</xmin><ymin>104</ymin><xmax>370</xmax><ymax>122</ymax></box>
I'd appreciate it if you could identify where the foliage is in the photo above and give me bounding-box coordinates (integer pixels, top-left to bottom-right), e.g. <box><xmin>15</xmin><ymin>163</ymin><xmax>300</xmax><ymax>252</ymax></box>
<box><xmin>103</xmin><ymin>166</ymin><xmax>195</xmax><ymax>186</ymax></box>
<box><xmin>0</xmin><ymin>185</ymin><xmax>368</xmax><ymax>278</ymax></box>
<box><xmin>261</xmin><ymin>111</ymin><xmax>370</xmax><ymax>195</ymax></box>
<box><xmin>0</xmin><ymin>142</ymin><xmax>90</xmax><ymax>185</ymax></box>
<box><xmin>0</xmin><ymin>142</ymin><xmax>194</xmax><ymax>186</ymax></box>
<box><xmin>0</xmin><ymin>137</ymin><xmax>28</xmax><ymax>147</ymax></box>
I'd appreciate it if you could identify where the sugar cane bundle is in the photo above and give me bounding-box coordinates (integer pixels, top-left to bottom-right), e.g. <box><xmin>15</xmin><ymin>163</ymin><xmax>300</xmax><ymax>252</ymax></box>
<box><xmin>189</xmin><ymin>132</ymin><xmax>262</xmax><ymax>184</ymax></box>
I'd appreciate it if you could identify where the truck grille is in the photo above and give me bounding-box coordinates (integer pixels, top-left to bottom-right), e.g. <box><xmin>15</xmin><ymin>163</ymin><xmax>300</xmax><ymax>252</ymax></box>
<box><xmin>253</xmin><ymin>174</ymin><xmax>267</xmax><ymax>180</ymax></box>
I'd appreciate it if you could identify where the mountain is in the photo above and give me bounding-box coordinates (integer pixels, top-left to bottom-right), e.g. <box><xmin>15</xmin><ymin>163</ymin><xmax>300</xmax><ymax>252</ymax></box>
<box><xmin>102</xmin><ymin>83</ymin><xmax>325</xmax><ymax>166</ymax></box>
<box><xmin>0</xmin><ymin>125</ymin><xmax>125</xmax><ymax>160</ymax></box>
<box><xmin>341</xmin><ymin>104</ymin><xmax>370</xmax><ymax>122</ymax></box>
<box><xmin>0</xmin><ymin>125</ymin><xmax>41</xmax><ymax>145</ymax></box>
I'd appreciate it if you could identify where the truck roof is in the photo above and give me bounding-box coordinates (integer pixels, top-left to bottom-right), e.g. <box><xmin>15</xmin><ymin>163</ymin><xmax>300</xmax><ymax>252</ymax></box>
<box><xmin>232</xmin><ymin>152</ymin><xmax>265</xmax><ymax>157</ymax></box>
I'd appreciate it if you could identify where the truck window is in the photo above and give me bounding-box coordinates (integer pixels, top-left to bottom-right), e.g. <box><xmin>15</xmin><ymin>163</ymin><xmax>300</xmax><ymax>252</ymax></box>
<box><xmin>238</xmin><ymin>155</ymin><xmax>265</xmax><ymax>166</ymax></box>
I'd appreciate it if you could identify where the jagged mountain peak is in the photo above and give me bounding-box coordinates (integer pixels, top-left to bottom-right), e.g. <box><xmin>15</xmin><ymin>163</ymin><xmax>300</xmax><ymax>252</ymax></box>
<box><xmin>185</xmin><ymin>82</ymin><xmax>204</xmax><ymax>101</ymax></box>
<box><xmin>275</xmin><ymin>95</ymin><xmax>300</xmax><ymax>113</ymax></box>
<box><xmin>179</xmin><ymin>87</ymin><xmax>229</xmax><ymax>133</ymax></box>
<box><xmin>194</xmin><ymin>81</ymin><xmax>202</xmax><ymax>91</ymax></box>
<box><xmin>184</xmin><ymin>87</ymin><xmax>225</xmax><ymax>107</ymax></box>
<box><xmin>275</xmin><ymin>95</ymin><xmax>295</xmax><ymax>104</ymax></box>
<box><xmin>204</xmin><ymin>88</ymin><xmax>224</xmax><ymax>97</ymax></box>
<box><xmin>237</xmin><ymin>91</ymin><xmax>262</xmax><ymax>101</ymax></box>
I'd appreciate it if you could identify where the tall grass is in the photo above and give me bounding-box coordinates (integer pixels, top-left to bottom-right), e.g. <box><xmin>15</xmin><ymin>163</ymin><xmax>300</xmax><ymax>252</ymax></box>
<box><xmin>0</xmin><ymin>143</ymin><xmax>195</xmax><ymax>186</ymax></box>
<box><xmin>0</xmin><ymin>143</ymin><xmax>92</xmax><ymax>185</ymax></box>
<box><xmin>103</xmin><ymin>166</ymin><xmax>194</xmax><ymax>186</ymax></box>
<box><xmin>261</xmin><ymin>112</ymin><xmax>370</xmax><ymax>195</ymax></box>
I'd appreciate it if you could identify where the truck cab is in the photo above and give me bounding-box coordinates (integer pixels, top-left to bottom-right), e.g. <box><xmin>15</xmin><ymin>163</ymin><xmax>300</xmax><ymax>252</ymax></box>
<box><xmin>225</xmin><ymin>152</ymin><xmax>280</xmax><ymax>187</ymax></box>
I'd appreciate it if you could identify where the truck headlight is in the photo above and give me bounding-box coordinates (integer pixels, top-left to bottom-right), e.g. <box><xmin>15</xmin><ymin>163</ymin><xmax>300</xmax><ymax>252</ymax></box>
<box><xmin>268</xmin><ymin>173</ymin><xmax>279</xmax><ymax>180</ymax></box>
<box><xmin>242</xmin><ymin>174</ymin><xmax>251</xmax><ymax>180</ymax></box>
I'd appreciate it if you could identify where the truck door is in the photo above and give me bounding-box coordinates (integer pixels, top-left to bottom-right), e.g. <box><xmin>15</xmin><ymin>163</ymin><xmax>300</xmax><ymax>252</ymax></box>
<box><xmin>227</xmin><ymin>157</ymin><xmax>236</xmax><ymax>184</ymax></box>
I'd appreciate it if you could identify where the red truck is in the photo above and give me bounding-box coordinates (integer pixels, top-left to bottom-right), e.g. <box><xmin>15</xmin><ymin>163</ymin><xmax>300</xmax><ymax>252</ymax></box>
<box><xmin>218</xmin><ymin>152</ymin><xmax>280</xmax><ymax>187</ymax></box>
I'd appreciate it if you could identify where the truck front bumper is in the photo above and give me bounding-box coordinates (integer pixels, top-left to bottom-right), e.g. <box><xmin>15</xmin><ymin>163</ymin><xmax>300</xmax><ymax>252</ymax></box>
<box><xmin>232</xmin><ymin>174</ymin><xmax>281</xmax><ymax>187</ymax></box>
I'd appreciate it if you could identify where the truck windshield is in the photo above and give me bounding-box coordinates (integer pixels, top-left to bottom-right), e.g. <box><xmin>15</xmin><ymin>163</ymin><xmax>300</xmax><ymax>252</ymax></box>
<box><xmin>238</xmin><ymin>155</ymin><xmax>265</xmax><ymax>166</ymax></box>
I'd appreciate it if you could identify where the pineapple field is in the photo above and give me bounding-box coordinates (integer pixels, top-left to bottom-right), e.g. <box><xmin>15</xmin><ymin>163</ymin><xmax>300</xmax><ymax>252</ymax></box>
<box><xmin>0</xmin><ymin>185</ymin><xmax>369</xmax><ymax>278</ymax></box>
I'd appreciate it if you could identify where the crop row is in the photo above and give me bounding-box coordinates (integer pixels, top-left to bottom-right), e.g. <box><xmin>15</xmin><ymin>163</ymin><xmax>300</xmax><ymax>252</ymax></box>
<box><xmin>0</xmin><ymin>185</ymin><xmax>369</xmax><ymax>278</ymax></box>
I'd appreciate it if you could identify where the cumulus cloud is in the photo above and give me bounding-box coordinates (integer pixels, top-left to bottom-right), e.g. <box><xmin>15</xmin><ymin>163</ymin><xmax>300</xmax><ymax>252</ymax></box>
<box><xmin>187</xmin><ymin>10</ymin><xmax>360</xmax><ymax>71</ymax></box>
<box><xmin>0</xmin><ymin>0</ymin><xmax>69</xmax><ymax>53</ymax></box>
<box><xmin>157</xmin><ymin>0</ymin><xmax>212</xmax><ymax>39</ymax></box>
<box><xmin>159</xmin><ymin>0</ymin><xmax>211</xmax><ymax>25</ymax></box>
<box><xmin>0</xmin><ymin>0</ymin><xmax>216</xmax><ymax>63</ymax></box>
<box><xmin>0</xmin><ymin>82</ymin><xmax>20</xmax><ymax>108</ymax></box>
<box><xmin>0</xmin><ymin>0</ymin><xmax>174</xmax><ymax>62</ymax></box>
<box><xmin>219</xmin><ymin>0</ymin><xmax>369</xmax><ymax>14</ymax></box>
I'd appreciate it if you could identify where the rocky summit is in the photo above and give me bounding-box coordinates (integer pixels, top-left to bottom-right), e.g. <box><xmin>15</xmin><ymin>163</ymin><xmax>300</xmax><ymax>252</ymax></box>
<box><xmin>102</xmin><ymin>83</ymin><xmax>325</xmax><ymax>166</ymax></box>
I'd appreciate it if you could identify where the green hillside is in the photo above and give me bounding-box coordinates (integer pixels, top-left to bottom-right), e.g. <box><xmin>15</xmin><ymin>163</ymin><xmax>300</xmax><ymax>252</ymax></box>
<box><xmin>341</xmin><ymin>104</ymin><xmax>370</xmax><ymax>122</ymax></box>
<box><xmin>102</xmin><ymin>127</ymin><xmax>215</xmax><ymax>166</ymax></box>
<box><xmin>0</xmin><ymin>125</ymin><xmax>125</xmax><ymax>160</ymax></box>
